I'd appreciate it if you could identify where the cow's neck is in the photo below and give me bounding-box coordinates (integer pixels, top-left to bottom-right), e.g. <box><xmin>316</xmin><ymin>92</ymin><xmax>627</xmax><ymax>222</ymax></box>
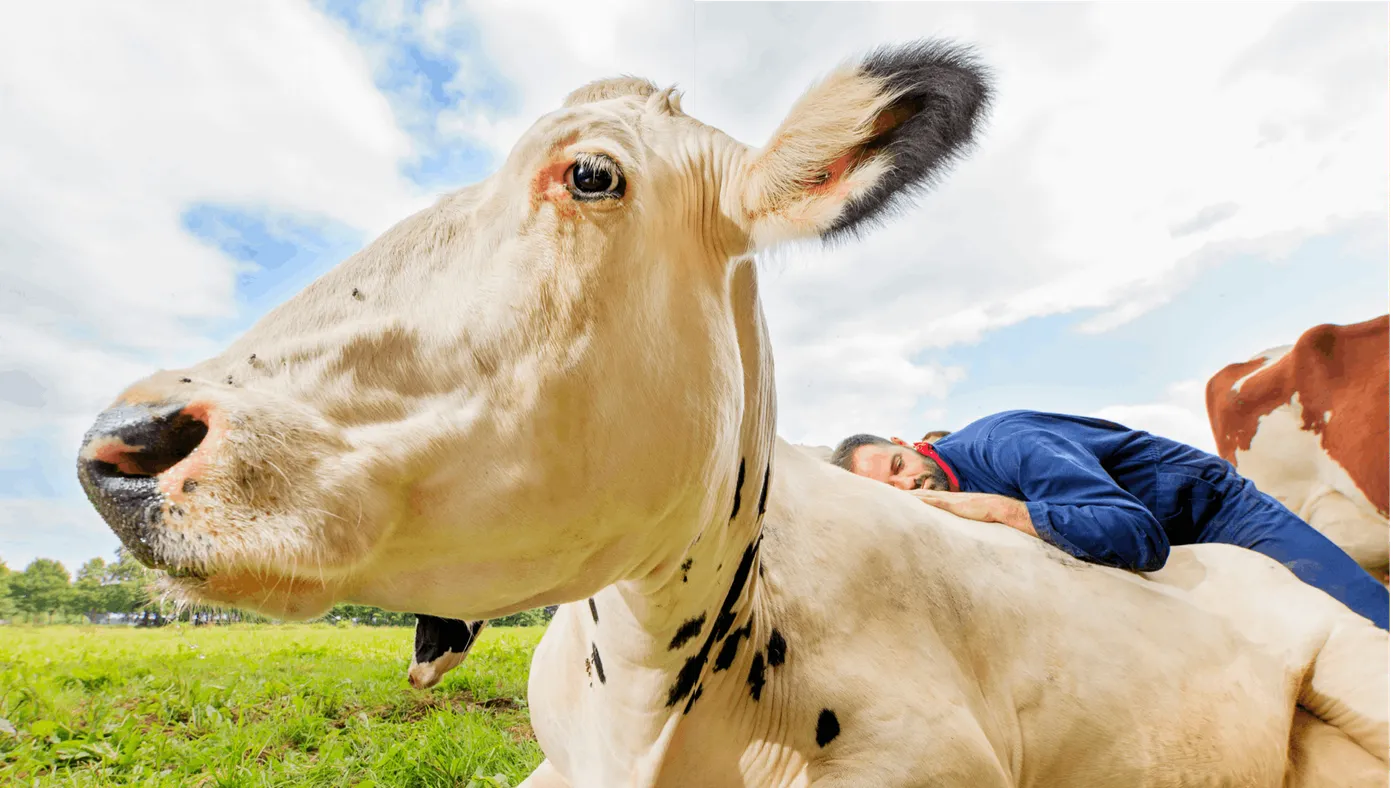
<box><xmin>587</xmin><ymin>258</ymin><xmax>785</xmax><ymax>774</ymax></box>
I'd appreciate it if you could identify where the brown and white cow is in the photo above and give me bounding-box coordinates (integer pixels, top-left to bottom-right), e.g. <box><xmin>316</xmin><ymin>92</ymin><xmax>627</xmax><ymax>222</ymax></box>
<box><xmin>1207</xmin><ymin>315</ymin><xmax>1390</xmax><ymax>581</ymax></box>
<box><xmin>76</xmin><ymin>40</ymin><xmax>1386</xmax><ymax>787</ymax></box>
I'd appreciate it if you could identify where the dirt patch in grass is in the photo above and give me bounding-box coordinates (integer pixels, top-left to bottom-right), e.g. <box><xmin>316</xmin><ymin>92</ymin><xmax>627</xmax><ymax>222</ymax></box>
<box><xmin>365</xmin><ymin>687</ymin><xmax>526</xmax><ymax>724</ymax></box>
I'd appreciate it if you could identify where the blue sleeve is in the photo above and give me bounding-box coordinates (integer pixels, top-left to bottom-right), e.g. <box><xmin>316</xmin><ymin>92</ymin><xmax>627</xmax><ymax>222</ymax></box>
<box><xmin>989</xmin><ymin>428</ymin><xmax>1169</xmax><ymax>572</ymax></box>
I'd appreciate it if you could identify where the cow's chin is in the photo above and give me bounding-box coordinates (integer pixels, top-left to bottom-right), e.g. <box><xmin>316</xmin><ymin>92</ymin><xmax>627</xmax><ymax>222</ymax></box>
<box><xmin>157</xmin><ymin>569</ymin><xmax>342</xmax><ymax>621</ymax></box>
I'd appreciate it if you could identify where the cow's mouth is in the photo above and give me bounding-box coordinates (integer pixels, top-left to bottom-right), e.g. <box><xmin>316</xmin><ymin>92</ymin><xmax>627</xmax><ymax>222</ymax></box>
<box><xmin>165</xmin><ymin>566</ymin><xmax>209</xmax><ymax>581</ymax></box>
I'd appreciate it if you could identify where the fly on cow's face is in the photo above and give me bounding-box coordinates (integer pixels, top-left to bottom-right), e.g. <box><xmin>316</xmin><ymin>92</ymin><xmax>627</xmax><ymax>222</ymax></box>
<box><xmin>566</xmin><ymin>152</ymin><xmax>625</xmax><ymax>200</ymax></box>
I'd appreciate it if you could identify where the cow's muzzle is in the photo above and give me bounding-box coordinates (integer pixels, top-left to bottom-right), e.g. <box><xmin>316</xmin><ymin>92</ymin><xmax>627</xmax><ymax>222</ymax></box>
<box><xmin>76</xmin><ymin>401</ymin><xmax>210</xmax><ymax>568</ymax></box>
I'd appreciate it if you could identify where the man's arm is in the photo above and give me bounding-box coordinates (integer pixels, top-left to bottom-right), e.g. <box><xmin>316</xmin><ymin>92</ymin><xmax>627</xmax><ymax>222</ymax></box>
<box><xmin>988</xmin><ymin>427</ymin><xmax>1169</xmax><ymax>572</ymax></box>
<box><xmin>913</xmin><ymin>490</ymin><xmax>1037</xmax><ymax>537</ymax></box>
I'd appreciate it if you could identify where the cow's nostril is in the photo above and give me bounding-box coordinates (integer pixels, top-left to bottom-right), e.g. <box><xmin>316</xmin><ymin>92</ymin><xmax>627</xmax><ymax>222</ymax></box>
<box><xmin>85</xmin><ymin>405</ymin><xmax>210</xmax><ymax>479</ymax></box>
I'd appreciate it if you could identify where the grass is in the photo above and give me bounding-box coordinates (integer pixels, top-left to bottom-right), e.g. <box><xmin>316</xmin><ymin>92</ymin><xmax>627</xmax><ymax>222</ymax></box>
<box><xmin>0</xmin><ymin>624</ymin><xmax>547</xmax><ymax>787</ymax></box>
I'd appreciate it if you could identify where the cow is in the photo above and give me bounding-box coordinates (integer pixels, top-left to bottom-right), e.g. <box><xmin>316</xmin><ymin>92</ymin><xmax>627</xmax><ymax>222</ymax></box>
<box><xmin>409</xmin><ymin>615</ymin><xmax>485</xmax><ymax>690</ymax></box>
<box><xmin>75</xmin><ymin>39</ymin><xmax>1387</xmax><ymax>787</ymax></box>
<box><xmin>1206</xmin><ymin>315</ymin><xmax>1390</xmax><ymax>583</ymax></box>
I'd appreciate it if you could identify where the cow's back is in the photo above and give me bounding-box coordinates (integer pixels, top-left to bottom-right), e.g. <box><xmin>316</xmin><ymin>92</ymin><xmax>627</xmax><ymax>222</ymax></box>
<box><xmin>763</xmin><ymin>447</ymin><xmax>1304</xmax><ymax>787</ymax></box>
<box><xmin>1205</xmin><ymin>315</ymin><xmax>1389</xmax><ymax>573</ymax></box>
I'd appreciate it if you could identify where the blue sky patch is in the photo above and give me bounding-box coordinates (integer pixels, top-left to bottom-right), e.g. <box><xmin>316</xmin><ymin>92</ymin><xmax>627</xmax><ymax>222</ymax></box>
<box><xmin>930</xmin><ymin>220</ymin><xmax>1389</xmax><ymax>430</ymax></box>
<box><xmin>180</xmin><ymin>203</ymin><xmax>366</xmax><ymax>334</ymax></box>
<box><xmin>316</xmin><ymin>0</ymin><xmax>512</xmax><ymax>190</ymax></box>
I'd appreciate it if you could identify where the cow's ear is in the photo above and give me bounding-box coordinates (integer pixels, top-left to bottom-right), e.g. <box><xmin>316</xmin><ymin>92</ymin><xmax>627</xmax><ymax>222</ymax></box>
<box><xmin>740</xmin><ymin>39</ymin><xmax>991</xmax><ymax>248</ymax></box>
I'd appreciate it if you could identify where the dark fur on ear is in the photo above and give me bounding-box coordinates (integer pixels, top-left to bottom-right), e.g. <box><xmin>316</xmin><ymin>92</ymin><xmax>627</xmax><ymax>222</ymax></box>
<box><xmin>824</xmin><ymin>39</ymin><xmax>993</xmax><ymax>241</ymax></box>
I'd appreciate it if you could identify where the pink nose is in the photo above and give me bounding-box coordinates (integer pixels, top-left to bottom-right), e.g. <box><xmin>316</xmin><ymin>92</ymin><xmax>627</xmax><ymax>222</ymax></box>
<box><xmin>81</xmin><ymin>402</ymin><xmax>209</xmax><ymax>477</ymax></box>
<box><xmin>76</xmin><ymin>401</ymin><xmax>211</xmax><ymax>566</ymax></box>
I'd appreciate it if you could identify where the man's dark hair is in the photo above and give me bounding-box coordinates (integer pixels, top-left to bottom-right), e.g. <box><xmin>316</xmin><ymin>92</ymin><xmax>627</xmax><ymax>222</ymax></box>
<box><xmin>831</xmin><ymin>434</ymin><xmax>895</xmax><ymax>471</ymax></box>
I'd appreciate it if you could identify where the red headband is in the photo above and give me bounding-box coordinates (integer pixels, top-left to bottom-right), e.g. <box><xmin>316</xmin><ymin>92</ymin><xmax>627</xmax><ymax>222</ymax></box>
<box><xmin>897</xmin><ymin>438</ymin><xmax>961</xmax><ymax>492</ymax></box>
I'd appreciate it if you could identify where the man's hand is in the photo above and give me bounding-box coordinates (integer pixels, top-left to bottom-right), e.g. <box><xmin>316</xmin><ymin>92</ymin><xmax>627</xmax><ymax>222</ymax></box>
<box><xmin>911</xmin><ymin>490</ymin><xmax>1038</xmax><ymax>539</ymax></box>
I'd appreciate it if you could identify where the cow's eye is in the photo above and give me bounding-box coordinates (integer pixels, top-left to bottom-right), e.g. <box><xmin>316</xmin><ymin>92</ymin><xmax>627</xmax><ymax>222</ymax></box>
<box><xmin>566</xmin><ymin>154</ymin><xmax>625</xmax><ymax>200</ymax></box>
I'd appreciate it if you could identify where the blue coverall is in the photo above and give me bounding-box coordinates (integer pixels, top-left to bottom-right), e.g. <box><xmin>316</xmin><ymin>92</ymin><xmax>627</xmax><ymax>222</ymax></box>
<box><xmin>931</xmin><ymin>410</ymin><xmax>1390</xmax><ymax>630</ymax></box>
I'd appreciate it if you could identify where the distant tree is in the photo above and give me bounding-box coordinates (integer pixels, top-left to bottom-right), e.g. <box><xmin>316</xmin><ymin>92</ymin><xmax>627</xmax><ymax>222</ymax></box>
<box><xmin>489</xmin><ymin>607</ymin><xmax>554</xmax><ymax>627</ymax></box>
<box><xmin>10</xmin><ymin>559</ymin><xmax>71</xmax><ymax>623</ymax></box>
<box><xmin>0</xmin><ymin>559</ymin><xmax>15</xmax><ymax>621</ymax></box>
<box><xmin>71</xmin><ymin>557</ymin><xmax>108</xmax><ymax>623</ymax></box>
<box><xmin>326</xmin><ymin>604</ymin><xmax>416</xmax><ymax>626</ymax></box>
<box><xmin>320</xmin><ymin>604</ymin><xmax>419</xmax><ymax>627</ymax></box>
<box><xmin>104</xmin><ymin>549</ymin><xmax>153</xmax><ymax>618</ymax></box>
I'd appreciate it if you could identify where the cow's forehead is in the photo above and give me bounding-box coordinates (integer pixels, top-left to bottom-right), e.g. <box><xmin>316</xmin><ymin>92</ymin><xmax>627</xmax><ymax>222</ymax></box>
<box><xmin>508</xmin><ymin>89</ymin><xmax>730</xmax><ymax>176</ymax></box>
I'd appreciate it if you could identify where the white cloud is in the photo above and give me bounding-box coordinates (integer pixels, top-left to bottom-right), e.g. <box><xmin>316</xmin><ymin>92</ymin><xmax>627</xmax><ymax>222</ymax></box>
<box><xmin>1093</xmin><ymin>380</ymin><xmax>1218</xmax><ymax>454</ymax></box>
<box><xmin>684</xmin><ymin>2</ymin><xmax>1384</xmax><ymax>439</ymax></box>
<box><xmin>0</xmin><ymin>2</ymin><xmax>424</xmax><ymax>353</ymax></box>
<box><xmin>0</xmin><ymin>499</ymin><xmax>120</xmax><ymax>574</ymax></box>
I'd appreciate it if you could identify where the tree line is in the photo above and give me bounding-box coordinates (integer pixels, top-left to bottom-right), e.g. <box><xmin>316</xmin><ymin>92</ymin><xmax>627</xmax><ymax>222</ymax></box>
<box><xmin>0</xmin><ymin>550</ymin><xmax>554</xmax><ymax>628</ymax></box>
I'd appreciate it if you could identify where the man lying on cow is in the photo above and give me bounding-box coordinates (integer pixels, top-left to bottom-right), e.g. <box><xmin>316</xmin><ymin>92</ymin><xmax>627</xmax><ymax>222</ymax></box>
<box><xmin>832</xmin><ymin>409</ymin><xmax>1390</xmax><ymax>630</ymax></box>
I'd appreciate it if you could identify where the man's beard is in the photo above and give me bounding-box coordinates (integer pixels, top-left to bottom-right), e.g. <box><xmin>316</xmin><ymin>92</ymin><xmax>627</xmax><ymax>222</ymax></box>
<box><xmin>914</xmin><ymin>453</ymin><xmax>952</xmax><ymax>492</ymax></box>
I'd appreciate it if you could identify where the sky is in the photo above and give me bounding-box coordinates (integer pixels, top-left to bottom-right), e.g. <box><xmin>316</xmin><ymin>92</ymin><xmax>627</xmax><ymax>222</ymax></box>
<box><xmin>0</xmin><ymin>1</ymin><xmax>1389</xmax><ymax>572</ymax></box>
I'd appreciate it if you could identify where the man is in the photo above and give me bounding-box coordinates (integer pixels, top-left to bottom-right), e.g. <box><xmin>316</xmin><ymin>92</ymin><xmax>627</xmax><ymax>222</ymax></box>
<box><xmin>832</xmin><ymin>409</ymin><xmax>1389</xmax><ymax>631</ymax></box>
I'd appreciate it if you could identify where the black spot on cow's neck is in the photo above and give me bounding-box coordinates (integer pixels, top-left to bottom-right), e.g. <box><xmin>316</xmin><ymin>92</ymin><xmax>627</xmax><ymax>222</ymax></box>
<box><xmin>746</xmin><ymin>653</ymin><xmax>767</xmax><ymax>701</ymax></box>
<box><xmin>713</xmin><ymin>615</ymin><xmax>752</xmax><ymax>672</ymax></box>
<box><xmin>758</xmin><ymin>466</ymin><xmax>771</xmax><ymax>515</ymax></box>
<box><xmin>730</xmin><ymin>458</ymin><xmax>746</xmax><ymax>519</ymax></box>
<box><xmin>683</xmin><ymin>683</ymin><xmax>704</xmax><ymax>714</ymax></box>
<box><xmin>669</xmin><ymin>652</ymin><xmax>708</xmax><ymax>709</ymax></box>
<box><xmin>351</xmin><ymin>287</ymin><xmax>364</xmax><ymax>300</ymax></box>
<box><xmin>669</xmin><ymin>614</ymin><xmax>706</xmax><ymax>651</ymax></box>
<box><xmin>766</xmin><ymin>630</ymin><xmax>787</xmax><ymax>667</ymax></box>
<box><xmin>588</xmin><ymin>597</ymin><xmax>599</xmax><ymax>624</ymax></box>
<box><xmin>665</xmin><ymin>535</ymin><xmax>763</xmax><ymax>709</ymax></box>
<box><xmin>591</xmin><ymin>643</ymin><xmax>607</xmax><ymax>685</ymax></box>
<box><xmin>681</xmin><ymin>557</ymin><xmax>692</xmax><ymax>583</ymax></box>
<box><xmin>816</xmin><ymin>709</ymin><xmax>841</xmax><ymax>747</ymax></box>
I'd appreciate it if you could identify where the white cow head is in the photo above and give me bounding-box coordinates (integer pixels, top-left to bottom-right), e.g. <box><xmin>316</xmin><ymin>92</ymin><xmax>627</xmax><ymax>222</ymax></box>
<box><xmin>77</xmin><ymin>41</ymin><xmax>990</xmax><ymax>620</ymax></box>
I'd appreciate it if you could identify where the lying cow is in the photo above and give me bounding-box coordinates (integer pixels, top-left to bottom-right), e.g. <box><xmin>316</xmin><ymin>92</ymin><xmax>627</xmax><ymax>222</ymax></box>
<box><xmin>77</xmin><ymin>39</ymin><xmax>1386</xmax><ymax>786</ymax></box>
<box><xmin>1207</xmin><ymin>315</ymin><xmax>1390</xmax><ymax>582</ymax></box>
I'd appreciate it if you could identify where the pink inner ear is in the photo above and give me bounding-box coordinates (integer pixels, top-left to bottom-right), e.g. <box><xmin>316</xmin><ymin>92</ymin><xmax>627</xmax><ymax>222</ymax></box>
<box><xmin>807</xmin><ymin>105</ymin><xmax>907</xmax><ymax>196</ymax></box>
<box><xmin>870</xmin><ymin>105</ymin><xmax>905</xmax><ymax>137</ymax></box>
<box><xmin>809</xmin><ymin>151</ymin><xmax>856</xmax><ymax>195</ymax></box>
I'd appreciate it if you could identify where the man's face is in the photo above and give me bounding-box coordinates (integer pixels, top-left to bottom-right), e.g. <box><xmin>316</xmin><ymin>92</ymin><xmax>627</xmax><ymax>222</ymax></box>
<box><xmin>849</xmin><ymin>443</ymin><xmax>942</xmax><ymax>490</ymax></box>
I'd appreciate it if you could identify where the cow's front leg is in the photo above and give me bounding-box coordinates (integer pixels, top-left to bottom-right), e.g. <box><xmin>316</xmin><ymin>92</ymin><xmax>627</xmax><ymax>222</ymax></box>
<box><xmin>517</xmin><ymin>759</ymin><xmax>571</xmax><ymax>787</ymax></box>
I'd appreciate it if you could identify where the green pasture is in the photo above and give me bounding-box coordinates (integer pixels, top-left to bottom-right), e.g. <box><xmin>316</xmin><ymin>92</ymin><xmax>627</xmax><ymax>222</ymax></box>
<box><xmin>0</xmin><ymin>624</ymin><xmax>546</xmax><ymax>787</ymax></box>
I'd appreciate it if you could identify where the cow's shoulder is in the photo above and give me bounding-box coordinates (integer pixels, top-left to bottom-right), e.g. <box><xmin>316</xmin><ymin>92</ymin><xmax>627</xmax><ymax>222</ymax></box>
<box><xmin>1288</xmin><ymin>316</ymin><xmax>1390</xmax><ymax>396</ymax></box>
